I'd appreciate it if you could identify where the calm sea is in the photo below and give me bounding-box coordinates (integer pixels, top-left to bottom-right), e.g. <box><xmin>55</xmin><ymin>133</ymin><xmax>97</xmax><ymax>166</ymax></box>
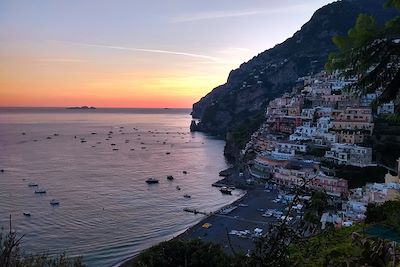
<box><xmin>0</xmin><ymin>108</ymin><xmax>243</xmax><ymax>266</ymax></box>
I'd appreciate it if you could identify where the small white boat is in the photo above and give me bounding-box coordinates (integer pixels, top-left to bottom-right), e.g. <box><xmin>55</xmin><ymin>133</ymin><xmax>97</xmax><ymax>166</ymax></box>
<box><xmin>50</xmin><ymin>199</ymin><xmax>60</xmax><ymax>206</ymax></box>
<box><xmin>34</xmin><ymin>189</ymin><xmax>46</xmax><ymax>194</ymax></box>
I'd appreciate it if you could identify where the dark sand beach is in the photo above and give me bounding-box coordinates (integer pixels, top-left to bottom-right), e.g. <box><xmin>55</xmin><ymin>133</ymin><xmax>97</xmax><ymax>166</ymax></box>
<box><xmin>119</xmin><ymin>185</ymin><xmax>286</xmax><ymax>266</ymax></box>
<box><xmin>179</xmin><ymin>188</ymin><xmax>284</xmax><ymax>253</ymax></box>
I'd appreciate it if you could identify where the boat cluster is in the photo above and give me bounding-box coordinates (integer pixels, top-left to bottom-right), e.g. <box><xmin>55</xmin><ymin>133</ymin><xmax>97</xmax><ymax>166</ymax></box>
<box><xmin>23</xmin><ymin>181</ymin><xmax>60</xmax><ymax>217</ymax></box>
<box><xmin>75</xmin><ymin>126</ymin><xmax>181</xmax><ymax>153</ymax></box>
<box><xmin>145</xmin><ymin>172</ymin><xmax>191</xmax><ymax>198</ymax></box>
<box><xmin>19</xmin><ymin>125</ymin><xmax>199</xmax><ymax>157</ymax></box>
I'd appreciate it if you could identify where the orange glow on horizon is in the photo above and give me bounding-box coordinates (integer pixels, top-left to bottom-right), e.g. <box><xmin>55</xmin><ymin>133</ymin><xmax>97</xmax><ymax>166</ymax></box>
<box><xmin>0</xmin><ymin>41</ymin><xmax>239</xmax><ymax>108</ymax></box>
<box><xmin>0</xmin><ymin>44</ymin><xmax>231</xmax><ymax>108</ymax></box>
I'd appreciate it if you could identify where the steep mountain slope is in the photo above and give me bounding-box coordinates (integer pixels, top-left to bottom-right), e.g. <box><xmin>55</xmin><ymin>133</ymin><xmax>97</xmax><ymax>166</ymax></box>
<box><xmin>191</xmin><ymin>0</ymin><xmax>397</xmax><ymax>159</ymax></box>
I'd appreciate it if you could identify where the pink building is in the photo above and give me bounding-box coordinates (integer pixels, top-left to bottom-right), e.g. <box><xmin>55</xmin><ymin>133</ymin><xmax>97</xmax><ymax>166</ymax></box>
<box><xmin>330</xmin><ymin>107</ymin><xmax>374</xmax><ymax>134</ymax></box>
<box><xmin>270</xmin><ymin>116</ymin><xmax>305</xmax><ymax>134</ymax></box>
<box><xmin>273</xmin><ymin>166</ymin><xmax>348</xmax><ymax>197</ymax></box>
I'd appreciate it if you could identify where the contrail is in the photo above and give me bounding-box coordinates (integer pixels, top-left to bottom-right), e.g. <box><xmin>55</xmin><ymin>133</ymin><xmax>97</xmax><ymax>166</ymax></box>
<box><xmin>171</xmin><ymin>4</ymin><xmax>317</xmax><ymax>23</ymax></box>
<box><xmin>51</xmin><ymin>40</ymin><xmax>220</xmax><ymax>62</ymax></box>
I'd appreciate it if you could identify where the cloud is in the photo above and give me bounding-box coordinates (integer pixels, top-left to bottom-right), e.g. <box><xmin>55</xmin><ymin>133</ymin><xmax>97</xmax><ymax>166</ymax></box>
<box><xmin>37</xmin><ymin>58</ymin><xmax>86</xmax><ymax>63</ymax></box>
<box><xmin>51</xmin><ymin>40</ymin><xmax>220</xmax><ymax>62</ymax></box>
<box><xmin>172</xmin><ymin>9</ymin><xmax>266</xmax><ymax>23</ymax></box>
<box><xmin>218</xmin><ymin>47</ymin><xmax>256</xmax><ymax>55</ymax></box>
<box><xmin>171</xmin><ymin>4</ymin><xmax>315</xmax><ymax>23</ymax></box>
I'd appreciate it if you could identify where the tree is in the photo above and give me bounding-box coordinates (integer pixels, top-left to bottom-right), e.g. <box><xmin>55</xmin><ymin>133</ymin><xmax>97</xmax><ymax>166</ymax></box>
<box><xmin>0</xmin><ymin>231</ymin><xmax>85</xmax><ymax>267</ymax></box>
<box><xmin>289</xmin><ymin>226</ymin><xmax>400</xmax><ymax>267</ymax></box>
<box><xmin>385</xmin><ymin>0</ymin><xmax>400</xmax><ymax>10</ymax></box>
<box><xmin>133</xmin><ymin>239</ymin><xmax>236</xmax><ymax>267</ymax></box>
<box><xmin>326</xmin><ymin>1</ymin><xmax>400</xmax><ymax>110</ymax></box>
<box><xmin>0</xmin><ymin>216</ymin><xmax>84</xmax><ymax>267</ymax></box>
<box><xmin>365</xmin><ymin>200</ymin><xmax>400</xmax><ymax>234</ymax></box>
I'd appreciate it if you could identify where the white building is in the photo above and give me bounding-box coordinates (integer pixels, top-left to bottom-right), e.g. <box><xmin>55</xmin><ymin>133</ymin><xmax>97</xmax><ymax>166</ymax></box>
<box><xmin>276</xmin><ymin>141</ymin><xmax>307</xmax><ymax>153</ymax></box>
<box><xmin>325</xmin><ymin>143</ymin><xmax>373</xmax><ymax>167</ymax></box>
<box><xmin>377</xmin><ymin>101</ymin><xmax>395</xmax><ymax>115</ymax></box>
<box><xmin>315</xmin><ymin>107</ymin><xmax>333</xmax><ymax>118</ymax></box>
<box><xmin>313</xmin><ymin>132</ymin><xmax>338</xmax><ymax>145</ymax></box>
<box><xmin>317</xmin><ymin>117</ymin><xmax>331</xmax><ymax>134</ymax></box>
<box><xmin>301</xmin><ymin>108</ymin><xmax>316</xmax><ymax>119</ymax></box>
<box><xmin>289</xmin><ymin>124</ymin><xmax>317</xmax><ymax>141</ymax></box>
<box><xmin>330</xmin><ymin>79</ymin><xmax>353</xmax><ymax>91</ymax></box>
<box><xmin>311</xmin><ymin>81</ymin><xmax>331</xmax><ymax>96</ymax></box>
<box><xmin>360</xmin><ymin>93</ymin><xmax>378</xmax><ymax>107</ymax></box>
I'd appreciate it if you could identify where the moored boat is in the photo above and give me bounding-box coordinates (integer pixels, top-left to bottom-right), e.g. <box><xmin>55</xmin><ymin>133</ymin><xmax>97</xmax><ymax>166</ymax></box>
<box><xmin>220</xmin><ymin>186</ymin><xmax>233</xmax><ymax>195</ymax></box>
<box><xmin>146</xmin><ymin>178</ymin><xmax>159</xmax><ymax>184</ymax></box>
<box><xmin>167</xmin><ymin>175</ymin><xmax>174</xmax><ymax>181</ymax></box>
<box><xmin>183</xmin><ymin>194</ymin><xmax>191</xmax><ymax>198</ymax></box>
<box><xmin>28</xmin><ymin>182</ymin><xmax>38</xmax><ymax>187</ymax></box>
<box><xmin>50</xmin><ymin>199</ymin><xmax>60</xmax><ymax>205</ymax></box>
<box><xmin>23</xmin><ymin>212</ymin><xmax>31</xmax><ymax>217</ymax></box>
<box><xmin>34</xmin><ymin>189</ymin><xmax>46</xmax><ymax>194</ymax></box>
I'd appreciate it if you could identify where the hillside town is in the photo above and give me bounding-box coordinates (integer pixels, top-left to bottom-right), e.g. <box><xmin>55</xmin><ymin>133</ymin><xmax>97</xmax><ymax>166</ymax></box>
<box><xmin>243</xmin><ymin>70</ymin><xmax>399</xmax><ymax>227</ymax></box>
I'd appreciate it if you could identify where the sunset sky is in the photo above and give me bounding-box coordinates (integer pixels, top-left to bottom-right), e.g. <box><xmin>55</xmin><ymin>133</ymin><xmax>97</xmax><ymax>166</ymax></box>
<box><xmin>0</xmin><ymin>0</ymin><xmax>333</xmax><ymax>108</ymax></box>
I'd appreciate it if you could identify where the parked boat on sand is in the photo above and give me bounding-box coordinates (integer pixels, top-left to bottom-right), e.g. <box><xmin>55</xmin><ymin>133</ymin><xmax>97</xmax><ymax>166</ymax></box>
<box><xmin>220</xmin><ymin>186</ymin><xmax>233</xmax><ymax>195</ymax></box>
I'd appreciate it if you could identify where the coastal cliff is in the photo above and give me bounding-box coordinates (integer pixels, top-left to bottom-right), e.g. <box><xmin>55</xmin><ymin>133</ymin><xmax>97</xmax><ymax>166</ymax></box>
<box><xmin>191</xmin><ymin>0</ymin><xmax>397</xmax><ymax>160</ymax></box>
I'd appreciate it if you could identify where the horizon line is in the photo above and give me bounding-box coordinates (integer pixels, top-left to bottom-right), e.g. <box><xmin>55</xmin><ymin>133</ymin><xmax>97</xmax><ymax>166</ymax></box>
<box><xmin>0</xmin><ymin>106</ymin><xmax>193</xmax><ymax>109</ymax></box>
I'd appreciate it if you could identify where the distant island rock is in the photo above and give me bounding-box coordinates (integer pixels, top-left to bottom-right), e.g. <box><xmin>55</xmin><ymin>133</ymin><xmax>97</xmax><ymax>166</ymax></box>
<box><xmin>66</xmin><ymin>106</ymin><xmax>96</xmax><ymax>110</ymax></box>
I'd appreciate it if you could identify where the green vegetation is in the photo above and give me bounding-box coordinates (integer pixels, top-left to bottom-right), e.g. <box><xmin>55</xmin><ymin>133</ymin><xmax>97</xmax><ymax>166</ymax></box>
<box><xmin>303</xmin><ymin>191</ymin><xmax>329</xmax><ymax>225</ymax></box>
<box><xmin>326</xmin><ymin>0</ymin><xmax>400</xmax><ymax>108</ymax></box>
<box><xmin>0</xmin><ymin>231</ymin><xmax>84</xmax><ymax>267</ymax></box>
<box><xmin>365</xmin><ymin>200</ymin><xmax>400</xmax><ymax>234</ymax></box>
<box><xmin>231</xmin><ymin>111</ymin><xmax>265</xmax><ymax>150</ymax></box>
<box><xmin>321</xmin><ymin>161</ymin><xmax>386</xmax><ymax>188</ymax></box>
<box><xmin>133</xmin><ymin>239</ymin><xmax>242</xmax><ymax>267</ymax></box>
<box><xmin>289</xmin><ymin>225</ymin><xmax>363</xmax><ymax>266</ymax></box>
<box><xmin>374</xmin><ymin>135</ymin><xmax>400</xmax><ymax>168</ymax></box>
<box><xmin>387</xmin><ymin>112</ymin><xmax>400</xmax><ymax>122</ymax></box>
<box><xmin>201</xmin><ymin>105</ymin><xmax>220</xmax><ymax>131</ymax></box>
<box><xmin>306</xmin><ymin>146</ymin><xmax>328</xmax><ymax>158</ymax></box>
<box><xmin>132</xmin><ymin>224</ymin><xmax>400</xmax><ymax>267</ymax></box>
<box><xmin>289</xmin><ymin>224</ymin><xmax>400</xmax><ymax>267</ymax></box>
<box><xmin>309</xmin><ymin>191</ymin><xmax>328</xmax><ymax>216</ymax></box>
